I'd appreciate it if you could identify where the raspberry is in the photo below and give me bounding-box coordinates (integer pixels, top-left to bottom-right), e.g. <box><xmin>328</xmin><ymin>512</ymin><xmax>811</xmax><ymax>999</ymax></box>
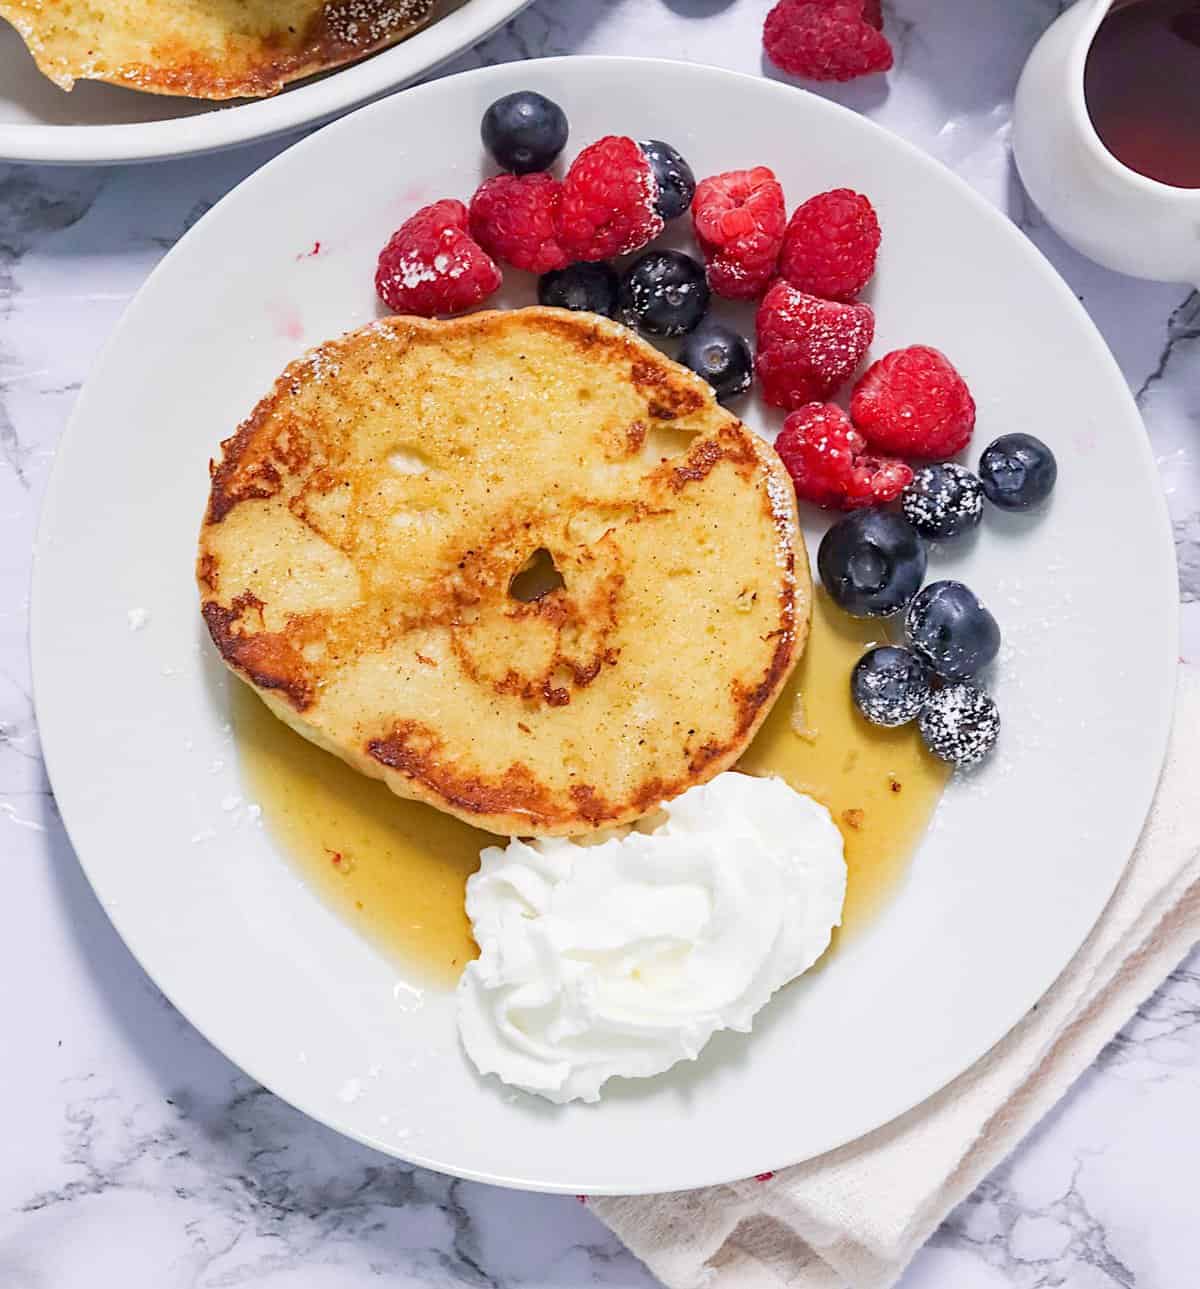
<box><xmin>755</xmin><ymin>280</ymin><xmax>874</xmax><ymax>409</ymax></box>
<box><xmin>559</xmin><ymin>135</ymin><xmax>664</xmax><ymax>261</ymax></box>
<box><xmin>779</xmin><ymin>188</ymin><xmax>881</xmax><ymax>302</ymax></box>
<box><xmin>775</xmin><ymin>403</ymin><xmax>912</xmax><ymax>510</ymax></box>
<box><xmin>375</xmin><ymin>199</ymin><xmax>501</xmax><ymax>317</ymax></box>
<box><xmin>763</xmin><ymin>0</ymin><xmax>894</xmax><ymax>82</ymax></box>
<box><xmin>468</xmin><ymin>172</ymin><xmax>569</xmax><ymax>275</ymax></box>
<box><xmin>691</xmin><ymin>166</ymin><xmax>787</xmax><ymax>300</ymax></box>
<box><xmin>850</xmin><ymin>345</ymin><xmax>976</xmax><ymax>458</ymax></box>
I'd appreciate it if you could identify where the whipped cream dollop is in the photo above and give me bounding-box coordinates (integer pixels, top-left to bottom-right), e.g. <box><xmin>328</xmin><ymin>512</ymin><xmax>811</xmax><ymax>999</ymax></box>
<box><xmin>457</xmin><ymin>772</ymin><xmax>846</xmax><ymax>1104</ymax></box>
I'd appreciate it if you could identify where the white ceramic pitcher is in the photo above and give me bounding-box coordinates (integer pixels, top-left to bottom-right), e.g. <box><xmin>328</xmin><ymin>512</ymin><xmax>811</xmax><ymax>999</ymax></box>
<box><xmin>1013</xmin><ymin>0</ymin><xmax>1200</xmax><ymax>284</ymax></box>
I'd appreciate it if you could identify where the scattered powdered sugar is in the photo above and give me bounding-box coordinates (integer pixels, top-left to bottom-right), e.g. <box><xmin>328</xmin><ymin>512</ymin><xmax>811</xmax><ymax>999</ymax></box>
<box><xmin>390</xmin><ymin>251</ymin><xmax>439</xmax><ymax>291</ymax></box>
<box><xmin>902</xmin><ymin>463</ymin><xmax>983</xmax><ymax>538</ymax></box>
<box><xmin>288</xmin><ymin>345</ymin><xmax>342</xmax><ymax>396</ymax></box>
<box><xmin>917</xmin><ymin>683</ymin><xmax>1000</xmax><ymax>768</ymax></box>
<box><xmin>766</xmin><ymin>284</ymin><xmax>873</xmax><ymax>384</ymax></box>
<box><xmin>628</xmin><ymin>157</ymin><xmax>666</xmax><ymax>251</ymax></box>
<box><xmin>324</xmin><ymin>0</ymin><xmax>433</xmax><ymax>48</ymax></box>
<box><xmin>336</xmin><ymin>1063</ymin><xmax>384</xmax><ymax>1104</ymax></box>
<box><xmin>764</xmin><ymin>465</ymin><xmax>798</xmax><ymax>574</ymax></box>
<box><xmin>220</xmin><ymin>793</ymin><xmax>242</xmax><ymax>812</ymax></box>
<box><xmin>126</xmin><ymin>608</ymin><xmax>149</xmax><ymax>632</ymax></box>
<box><xmin>190</xmin><ymin>828</ymin><xmax>217</xmax><ymax>844</ymax></box>
<box><xmin>337</xmin><ymin>1077</ymin><xmax>365</xmax><ymax>1104</ymax></box>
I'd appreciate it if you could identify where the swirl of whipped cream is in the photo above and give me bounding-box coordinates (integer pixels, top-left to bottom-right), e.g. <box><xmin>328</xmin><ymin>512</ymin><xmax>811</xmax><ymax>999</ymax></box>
<box><xmin>456</xmin><ymin>772</ymin><xmax>846</xmax><ymax>1104</ymax></box>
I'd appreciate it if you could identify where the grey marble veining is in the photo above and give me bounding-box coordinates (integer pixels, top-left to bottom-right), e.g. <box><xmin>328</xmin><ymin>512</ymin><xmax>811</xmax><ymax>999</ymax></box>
<box><xmin>2</xmin><ymin>2</ymin><xmax>1199</xmax><ymax>1286</ymax></box>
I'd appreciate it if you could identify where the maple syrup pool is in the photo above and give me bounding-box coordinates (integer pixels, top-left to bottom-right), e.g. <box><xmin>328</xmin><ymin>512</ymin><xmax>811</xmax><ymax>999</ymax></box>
<box><xmin>234</xmin><ymin>591</ymin><xmax>949</xmax><ymax>985</ymax></box>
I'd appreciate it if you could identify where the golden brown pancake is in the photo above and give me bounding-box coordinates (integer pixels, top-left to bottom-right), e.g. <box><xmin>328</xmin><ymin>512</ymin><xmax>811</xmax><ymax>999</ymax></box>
<box><xmin>0</xmin><ymin>0</ymin><xmax>435</xmax><ymax>98</ymax></box>
<box><xmin>198</xmin><ymin>309</ymin><xmax>809</xmax><ymax>836</ymax></box>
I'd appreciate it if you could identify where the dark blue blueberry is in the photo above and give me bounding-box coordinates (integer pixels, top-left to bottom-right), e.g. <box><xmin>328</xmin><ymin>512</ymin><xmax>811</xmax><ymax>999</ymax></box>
<box><xmin>817</xmin><ymin>511</ymin><xmax>928</xmax><ymax>618</ymax></box>
<box><xmin>678</xmin><ymin>322</ymin><xmax>753</xmax><ymax>401</ymax></box>
<box><xmin>851</xmin><ymin>646</ymin><xmax>932</xmax><ymax>727</ymax></box>
<box><xmin>619</xmin><ymin>250</ymin><xmax>710</xmax><ymax>337</ymax></box>
<box><xmin>918</xmin><ymin>683</ymin><xmax>1000</xmax><ymax>767</ymax></box>
<box><xmin>638</xmin><ymin>140</ymin><xmax>696</xmax><ymax>220</ymax></box>
<box><xmin>905</xmin><ymin>580</ymin><xmax>1000</xmax><ymax>680</ymax></box>
<box><xmin>901</xmin><ymin>462</ymin><xmax>984</xmax><ymax>540</ymax></box>
<box><xmin>978</xmin><ymin>433</ymin><xmax>1057</xmax><ymax>511</ymax></box>
<box><xmin>538</xmin><ymin>262</ymin><xmax>620</xmax><ymax>317</ymax></box>
<box><xmin>481</xmin><ymin>91</ymin><xmax>569</xmax><ymax>174</ymax></box>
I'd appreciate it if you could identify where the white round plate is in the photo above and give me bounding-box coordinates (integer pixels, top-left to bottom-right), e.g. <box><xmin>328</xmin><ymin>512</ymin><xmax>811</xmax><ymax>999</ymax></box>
<box><xmin>32</xmin><ymin>58</ymin><xmax>1178</xmax><ymax>1194</ymax></box>
<box><xmin>0</xmin><ymin>0</ymin><xmax>528</xmax><ymax>164</ymax></box>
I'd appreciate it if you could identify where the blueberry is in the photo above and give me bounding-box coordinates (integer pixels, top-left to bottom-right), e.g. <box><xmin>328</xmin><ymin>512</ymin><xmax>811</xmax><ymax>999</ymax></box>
<box><xmin>905</xmin><ymin>580</ymin><xmax>1000</xmax><ymax>680</ymax></box>
<box><xmin>851</xmin><ymin>646</ymin><xmax>932</xmax><ymax>727</ymax></box>
<box><xmin>918</xmin><ymin>683</ymin><xmax>1000</xmax><ymax>768</ymax></box>
<box><xmin>619</xmin><ymin>250</ymin><xmax>710</xmax><ymax>337</ymax></box>
<box><xmin>538</xmin><ymin>262</ymin><xmax>620</xmax><ymax>318</ymax></box>
<box><xmin>817</xmin><ymin>511</ymin><xmax>928</xmax><ymax>618</ymax></box>
<box><xmin>638</xmin><ymin>139</ymin><xmax>696</xmax><ymax>220</ymax></box>
<box><xmin>678</xmin><ymin>322</ymin><xmax>753</xmax><ymax>401</ymax></box>
<box><xmin>481</xmin><ymin>91</ymin><xmax>569</xmax><ymax>175</ymax></box>
<box><xmin>901</xmin><ymin>462</ymin><xmax>984</xmax><ymax>540</ymax></box>
<box><xmin>978</xmin><ymin>433</ymin><xmax>1057</xmax><ymax>511</ymax></box>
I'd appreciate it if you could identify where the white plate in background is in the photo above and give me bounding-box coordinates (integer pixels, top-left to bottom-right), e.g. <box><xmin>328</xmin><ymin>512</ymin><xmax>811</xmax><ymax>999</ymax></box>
<box><xmin>32</xmin><ymin>59</ymin><xmax>1177</xmax><ymax>1193</ymax></box>
<box><xmin>0</xmin><ymin>0</ymin><xmax>529</xmax><ymax>164</ymax></box>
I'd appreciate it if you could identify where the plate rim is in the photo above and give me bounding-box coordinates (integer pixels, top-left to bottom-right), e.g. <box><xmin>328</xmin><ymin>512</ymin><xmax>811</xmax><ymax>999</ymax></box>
<box><xmin>31</xmin><ymin>56</ymin><xmax>1181</xmax><ymax>1194</ymax></box>
<box><xmin>0</xmin><ymin>0</ymin><xmax>531</xmax><ymax>165</ymax></box>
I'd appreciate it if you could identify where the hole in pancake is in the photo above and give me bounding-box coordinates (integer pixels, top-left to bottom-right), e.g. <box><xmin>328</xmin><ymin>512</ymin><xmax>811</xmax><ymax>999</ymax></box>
<box><xmin>642</xmin><ymin>424</ymin><xmax>697</xmax><ymax>464</ymax></box>
<box><xmin>387</xmin><ymin>445</ymin><xmax>433</xmax><ymax>474</ymax></box>
<box><xmin>509</xmin><ymin>548</ymin><xmax>566</xmax><ymax>603</ymax></box>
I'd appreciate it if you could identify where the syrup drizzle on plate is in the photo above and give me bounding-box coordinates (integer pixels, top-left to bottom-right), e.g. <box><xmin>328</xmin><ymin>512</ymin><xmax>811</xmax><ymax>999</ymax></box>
<box><xmin>234</xmin><ymin>590</ymin><xmax>948</xmax><ymax>984</ymax></box>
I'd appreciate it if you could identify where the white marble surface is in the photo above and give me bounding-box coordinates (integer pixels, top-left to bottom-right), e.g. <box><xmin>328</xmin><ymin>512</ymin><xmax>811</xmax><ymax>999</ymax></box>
<box><xmin>2</xmin><ymin>1</ymin><xmax>1199</xmax><ymax>1286</ymax></box>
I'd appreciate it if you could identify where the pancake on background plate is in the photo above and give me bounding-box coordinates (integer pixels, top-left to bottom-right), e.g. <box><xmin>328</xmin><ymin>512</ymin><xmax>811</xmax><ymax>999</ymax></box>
<box><xmin>0</xmin><ymin>0</ymin><xmax>435</xmax><ymax>98</ymax></box>
<box><xmin>198</xmin><ymin>308</ymin><xmax>808</xmax><ymax>836</ymax></box>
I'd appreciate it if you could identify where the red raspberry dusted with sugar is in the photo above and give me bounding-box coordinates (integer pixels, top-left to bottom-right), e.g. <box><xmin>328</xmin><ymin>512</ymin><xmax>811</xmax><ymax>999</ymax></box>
<box><xmin>850</xmin><ymin>345</ymin><xmax>976</xmax><ymax>458</ymax></box>
<box><xmin>763</xmin><ymin>0</ymin><xmax>893</xmax><ymax>82</ymax></box>
<box><xmin>775</xmin><ymin>403</ymin><xmax>912</xmax><ymax>510</ymax></box>
<box><xmin>559</xmin><ymin>135</ymin><xmax>664</xmax><ymax>261</ymax></box>
<box><xmin>755</xmin><ymin>280</ymin><xmax>874</xmax><ymax>409</ymax></box>
<box><xmin>468</xmin><ymin>172</ymin><xmax>569</xmax><ymax>275</ymax></box>
<box><xmin>375</xmin><ymin>199</ymin><xmax>501</xmax><ymax>317</ymax></box>
<box><xmin>692</xmin><ymin>166</ymin><xmax>787</xmax><ymax>300</ymax></box>
<box><xmin>779</xmin><ymin>188</ymin><xmax>881</xmax><ymax>302</ymax></box>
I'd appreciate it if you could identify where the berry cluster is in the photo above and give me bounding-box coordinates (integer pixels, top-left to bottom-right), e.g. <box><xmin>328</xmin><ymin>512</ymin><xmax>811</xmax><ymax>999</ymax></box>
<box><xmin>376</xmin><ymin>92</ymin><xmax>666</xmax><ymax>317</ymax></box>
<box><xmin>820</xmin><ymin>428</ymin><xmax>1057</xmax><ymax>766</ymax></box>
<box><xmin>369</xmin><ymin>88</ymin><xmax>1062</xmax><ymax>771</ymax></box>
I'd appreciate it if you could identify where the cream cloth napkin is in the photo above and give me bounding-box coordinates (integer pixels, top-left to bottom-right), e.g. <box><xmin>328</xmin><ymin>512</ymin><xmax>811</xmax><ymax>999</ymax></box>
<box><xmin>591</xmin><ymin>665</ymin><xmax>1200</xmax><ymax>1289</ymax></box>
